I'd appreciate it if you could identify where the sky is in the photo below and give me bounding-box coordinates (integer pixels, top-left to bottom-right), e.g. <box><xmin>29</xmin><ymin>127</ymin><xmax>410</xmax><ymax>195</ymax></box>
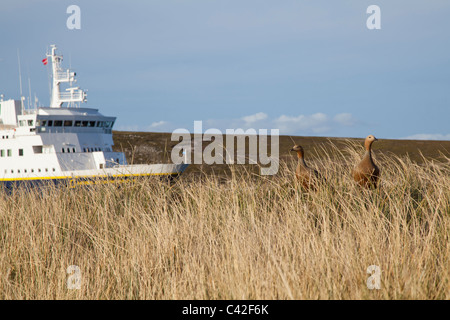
<box><xmin>0</xmin><ymin>0</ymin><xmax>449</xmax><ymax>140</ymax></box>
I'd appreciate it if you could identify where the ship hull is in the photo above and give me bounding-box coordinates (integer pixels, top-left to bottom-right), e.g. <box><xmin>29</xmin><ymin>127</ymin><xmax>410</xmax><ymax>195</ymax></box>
<box><xmin>0</xmin><ymin>163</ymin><xmax>189</xmax><ymax>190</ymax></box>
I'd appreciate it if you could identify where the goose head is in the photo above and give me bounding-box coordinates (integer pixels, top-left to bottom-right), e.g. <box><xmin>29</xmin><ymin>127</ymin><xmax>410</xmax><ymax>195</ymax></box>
<box><xmin>365</xmin><ymin>135</ymin><xmax>378</xmax><ymax>150</ymax></box>
<box><xmin>290</xmin><ymin>145</ymin><xmax>304</xmax><ymax>157</ymax></box>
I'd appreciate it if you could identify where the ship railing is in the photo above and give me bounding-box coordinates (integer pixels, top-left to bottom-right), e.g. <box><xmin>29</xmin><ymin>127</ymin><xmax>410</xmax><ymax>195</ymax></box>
<box><xmin>23</xmin><ymin>109</ymin><xmax>38</xmax><ymax>115</ymax></box>
<box><xmin>58</xmin><ymin>90</ymin><xmax>86</xmax><ymax>102</ymax></box>
<box><xmin>54</xmin><ymin>70</ymin><xmax>75</xmax><ymax>82</ymax></box>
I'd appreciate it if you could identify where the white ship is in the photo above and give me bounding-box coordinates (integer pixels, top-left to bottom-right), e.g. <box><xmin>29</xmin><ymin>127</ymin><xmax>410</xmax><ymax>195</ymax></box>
<box><xmin>0</xmin><ymin>45</ymin><xmax>188</xmax><ymax>189</ymax></box>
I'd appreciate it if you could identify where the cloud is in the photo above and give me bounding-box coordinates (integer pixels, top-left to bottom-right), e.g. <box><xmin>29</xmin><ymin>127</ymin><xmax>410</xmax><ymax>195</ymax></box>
<box><xmin>333</xmin><ymin>113</ymin><xmax>356</xmax><ymax>126</ymax></box>
<box><xmin>116</xmin><ymin>111</ymin><xmax>359</xmax><ymax>136</ymax></box>
<box><xmin>272</xmin><ymin>112</ymin><xmax>358</xmax><ymax>135</ymax></box>
<box><xmin>402</xmin><ymin>133</ymin><xmax>450</xmax><ymax>141</ymax></box>
<box><xmin>204</xmin><ymin>111</ymin><xmax>359</xmax><ymax>135</ymax></box>
<box><xmin>149</xmin><ymin>121</ymin><xmax>168</xmax><ymax>128</ymax></box>
<box><xmin>275</xmin><ymin>113</ymin><xmax>330</xmax><ymax>133</ymax></box>
<box><xmin>242</xmin><ymin>112</ymin><xmax>267</xmax><ymax>124</ymax></box>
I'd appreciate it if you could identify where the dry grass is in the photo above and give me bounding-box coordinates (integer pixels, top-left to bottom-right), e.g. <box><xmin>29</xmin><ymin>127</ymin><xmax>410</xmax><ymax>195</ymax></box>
<box><xmin>0</xmin><ymin>141</ymin><xmax>449</xmax><ymax>299</ymax></box>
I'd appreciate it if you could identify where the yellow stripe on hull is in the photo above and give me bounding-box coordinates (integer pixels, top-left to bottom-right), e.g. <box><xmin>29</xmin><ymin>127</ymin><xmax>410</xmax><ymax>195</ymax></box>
<box><xmin>0</xmin><ymin>172</ymin><xmax>180</xmax><ymax>189</ymax></box>
<box><xmin>0</xmin><ymin>172</ymin><xmax>179</xmax><ymax>182</ymax></box>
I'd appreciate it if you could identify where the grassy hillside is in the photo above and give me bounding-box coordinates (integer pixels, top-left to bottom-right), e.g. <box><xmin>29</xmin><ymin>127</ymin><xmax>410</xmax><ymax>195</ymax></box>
<box><xmin>1</xmin><ymin>134</ymin><xmax>448</xmax><ymax>299</ymax></box>
<box><xmin>112</xmin><ymin>131</ymin><xmax>450</xmax><ymax>177</ymax></box>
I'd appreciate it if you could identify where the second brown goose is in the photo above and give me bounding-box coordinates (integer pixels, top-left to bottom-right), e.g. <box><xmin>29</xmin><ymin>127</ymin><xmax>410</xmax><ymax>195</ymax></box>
<box><xmin>352</xmin><ymin>135</ymin><xmax>380</xmax><ymax>189</ymax></box>
<box><xmin>290</xmin><ymin>144</ymin><xmax>321</xmax><ymax>190</ymax></box>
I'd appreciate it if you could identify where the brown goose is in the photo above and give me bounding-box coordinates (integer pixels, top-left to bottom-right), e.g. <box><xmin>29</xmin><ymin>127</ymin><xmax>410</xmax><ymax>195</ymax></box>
<box><xmin>290</xmin><ymin>145</ymin><xmax>321</xmax><ymax>190</ymax></box>
<box><xmin>352</xmin><ymin>135</ymin><xmax>380</xmax><ymax>188</ymax></box>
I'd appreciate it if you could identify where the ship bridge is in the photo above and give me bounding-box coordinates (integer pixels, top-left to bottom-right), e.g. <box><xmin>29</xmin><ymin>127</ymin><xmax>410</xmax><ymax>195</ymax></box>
<box><xmin>34</xmin><ymin>107</ymin><xmax>115</xmax><ymax>134</ymax></box>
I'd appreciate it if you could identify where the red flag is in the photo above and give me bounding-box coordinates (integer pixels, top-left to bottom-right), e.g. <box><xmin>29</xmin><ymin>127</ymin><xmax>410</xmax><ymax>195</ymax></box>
<box><xmin>42</xmin><ymin>58</ymin><xmax>48</xmax><ymax>65</ymax></box>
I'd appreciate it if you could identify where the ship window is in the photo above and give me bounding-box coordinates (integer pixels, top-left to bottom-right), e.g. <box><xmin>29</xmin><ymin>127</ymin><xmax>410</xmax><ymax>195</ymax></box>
<box><xmin>54</xmin><ymin>120</ymin><xmax>63</xmax><ymax>127</ymax></box>
<box><xmin>96</xmin><ymin>121</ymin><xmax>103</xmax><ymax>127</ymax></box>
<box><xmin>67</xmin><ymin>148</ymin><xmax>70</xmax><ymax>153</ymax></box>
<box><xmin>38</xmin><ymin>169</ymin><xmax>41</xmax><ymax>172</ymax></box>
<box><xmin>45</xmin><ymin>168</ymin><xmax>48</xmax><ymax>172</ymax></box>
<box><xmin>64</xmin><ymin>120</ymin><xmax>73</xmax><ymax>127</ymax></box>
<box><xmin>81</xmin><ymin>121</ymin><xmax>88</xmax><ymax>127</ymax></box>
<box><xmin>47</xmin><ymin>120</ymin><xmax>53</xmax><ymax>127</ymax></box>
<box><xmin>99</xmin><ymin>164</ymin><xmax>104</xmax><ymax>169</ymax></box>
<box><xmin>33</xmin><ymin>146</ymin><xmax>43</xmax><ymax>154</ymax></box>
<box><xmin>40</xmin><ymin>120</ymin><xmax>47</xmax><ymax>126</ymax></box>
<box><xmin>0</xmin><ymin>150</ymin><xmax>4</xmax><ymax>157</ymax></box>
<box><xmin>7</xmin><ymin>149</ymin><xmax>12</xmax><ymax>157</ymax></box>
<box><xmin>11</xmin><ymin>170</ymin><xmax>14</xmax><ymax>173</ymax></box>
<box><xmin>62</xmin><ymin>148</ymin><xmax>65</xmax><ymax>153</ymax></box>
<box><xmin>19</xmin><ymin>120</ymin><xmax>25</xmax><ymax>127</ymax></box>
<box><xmin>24</xmin><ymin>169</ymin><xmax>27</xmax><ymax>173</ymax></box>
<box><xmin>31</xmin><ymin>169</ymin><xmax>34</xmax><ymax>173</ymax></box>
<box><xmin>88</xmin><ymin>121</ymin><xmax>96</xmax><ymax>127</ymax></box>
<box><xmin>75</xmin><ymin>121</ymin><xmax>81</xmax><ymax>127</ymax></box>
<box><xmin>83</xmin><ymin>148</ymin><xmax>86</xmax><ymax>152</ymax></box>
<box><xmin>53</xmin><ymin>168</ymin><xmax>56</xmax><ymax>172</ymax></box>
<box><xmin>28</xmin><ymin>120</ymin><xmax>34</xmax><ymax>126</ymax></box>
<box><xmin>18</xmin><ymin>170</ymin><xmax>20</xmax><ymax>173</ymax></box>
<box><xmin>19</xmin><ymin>149</ymin><xmax>23</xmax><ymax>156</ymax></box>
<box><xmin>73</xmin><ymin>148</ymin><xmax>76</xmax><ymax>153</ymax></box>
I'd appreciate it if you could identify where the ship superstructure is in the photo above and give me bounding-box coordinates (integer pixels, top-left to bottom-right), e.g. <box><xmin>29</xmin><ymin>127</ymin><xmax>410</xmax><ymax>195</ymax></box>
<box><xmin>0</xmin><ymin>45</ymin><xmax>187</xmax><ymax>188</ymax></box>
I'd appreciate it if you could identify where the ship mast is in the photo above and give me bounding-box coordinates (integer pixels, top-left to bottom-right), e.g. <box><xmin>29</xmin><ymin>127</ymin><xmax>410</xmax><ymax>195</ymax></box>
<box><xmin>48</xmin><ymin>45</ymin><xmax>87</xmax><ymax>108</ymax></box>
